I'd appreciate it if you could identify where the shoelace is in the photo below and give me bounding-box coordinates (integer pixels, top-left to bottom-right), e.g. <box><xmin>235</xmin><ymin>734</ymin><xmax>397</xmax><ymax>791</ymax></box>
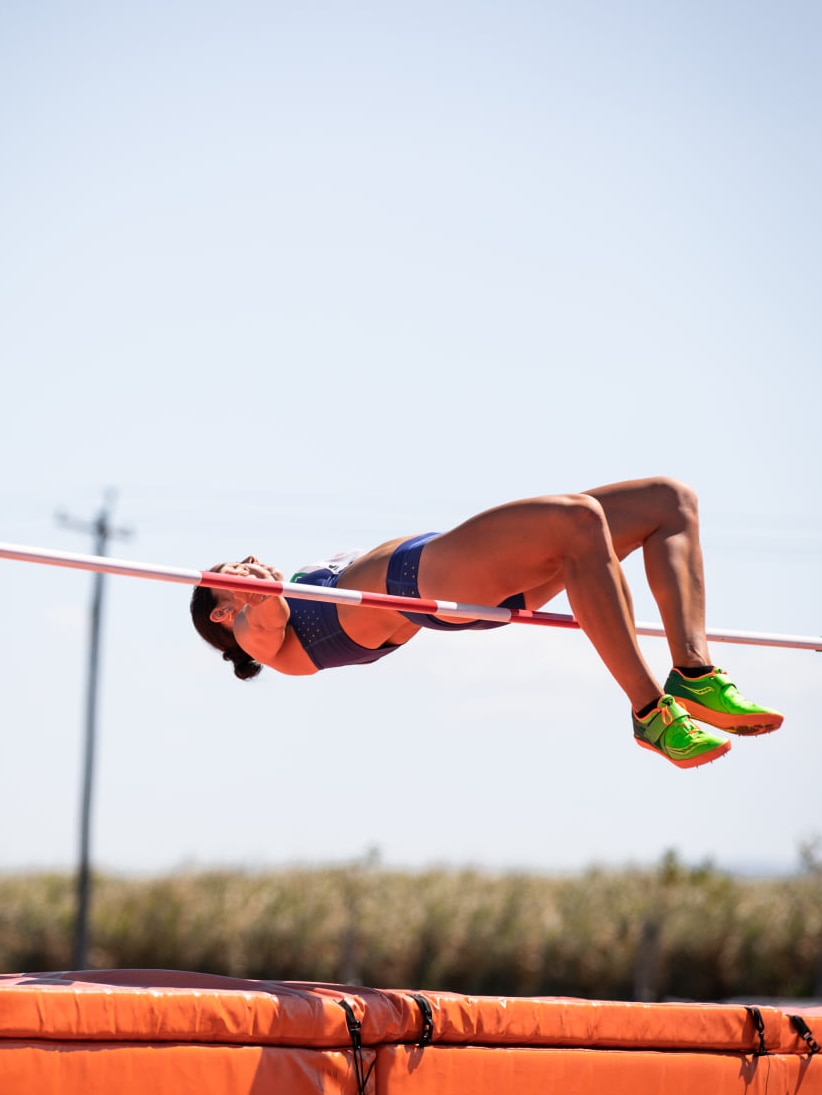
<box><xmin>659</xmin><ymin>696</ymin><xmax>699</xmax><ymax>738</ymax></box>
<box><xmin>659</xmin><ymin>698</ymin><xmax>675</xmax><ymax>726</ymax></box>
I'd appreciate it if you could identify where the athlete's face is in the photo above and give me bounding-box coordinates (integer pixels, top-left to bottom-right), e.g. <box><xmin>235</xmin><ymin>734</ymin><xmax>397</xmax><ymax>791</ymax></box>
<box><xmin>208</xmin><ymin>557</ymin><xmax>285</xmax><ymax>626</ymax></box>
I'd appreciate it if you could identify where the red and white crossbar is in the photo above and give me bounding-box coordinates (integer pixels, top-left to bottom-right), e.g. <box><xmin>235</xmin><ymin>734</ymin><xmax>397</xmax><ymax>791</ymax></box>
<box><xmin>1</xmin><ymin>541</ymin><xmax>819</xmax><ymax>651</ymax></box>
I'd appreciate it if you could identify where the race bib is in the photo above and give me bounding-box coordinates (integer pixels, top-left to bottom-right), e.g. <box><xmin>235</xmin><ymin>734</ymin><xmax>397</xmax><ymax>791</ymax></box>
<box><xmin>290</xmin><ymin>549</ymin><xmax>366</xmax><ymax>582</ymax></box>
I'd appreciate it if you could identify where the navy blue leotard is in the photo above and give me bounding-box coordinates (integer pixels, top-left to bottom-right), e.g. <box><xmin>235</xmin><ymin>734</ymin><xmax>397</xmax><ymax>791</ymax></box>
<box><xmin>284</xmin><ymin>568</ymin><xmax>400</xmax><ymax>671</ymax></box>
<box><xmin>385</xmin><ymin>533</ymin><xmax>526</xmax><ymax>629</ymax></box>
<box><xmin>285</xmin><ymin>535</ymin><xmax>526</xmax><ymax>671</ymax></box>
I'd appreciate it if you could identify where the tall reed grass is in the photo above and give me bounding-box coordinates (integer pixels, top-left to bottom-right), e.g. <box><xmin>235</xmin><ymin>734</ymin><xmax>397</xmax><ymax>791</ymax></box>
<box><xmin>1</xmin><ymin>854</ymin><xmax>820</xmax><ymax>1002</ymax></box>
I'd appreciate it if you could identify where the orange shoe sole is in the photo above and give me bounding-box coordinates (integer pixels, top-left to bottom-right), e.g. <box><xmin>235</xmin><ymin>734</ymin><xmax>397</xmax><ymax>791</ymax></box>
<box><xmin>635</xmin><ymin>736</ymin><xmax>732</xmax><ymax>768</ymax></box>
<box><xmin>675</xmin><ymin>700</ymin><xmax>783</xmax><ymax>736</ymax></box>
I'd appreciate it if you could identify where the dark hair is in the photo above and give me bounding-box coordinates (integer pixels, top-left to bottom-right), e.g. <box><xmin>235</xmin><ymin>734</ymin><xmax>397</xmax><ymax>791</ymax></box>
<box><xmin>190</xmin><ymin>583</ymin><xmax>263</xmax><ymax>681</ymax></box>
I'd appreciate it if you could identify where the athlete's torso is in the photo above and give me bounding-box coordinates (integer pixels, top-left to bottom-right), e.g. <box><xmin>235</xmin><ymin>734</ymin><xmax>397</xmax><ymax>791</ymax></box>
<box><xmin>284</xmin><ymin>555</ymin><xmax>402</xmax><ymax>671</ymax></box>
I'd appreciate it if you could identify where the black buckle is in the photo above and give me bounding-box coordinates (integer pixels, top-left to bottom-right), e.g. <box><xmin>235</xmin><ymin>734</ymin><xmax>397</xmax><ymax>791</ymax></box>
<box><xmin>746</xmin><ymin>1006</ymin><xmax>768</xmax><ymax>1056</ymax></box>
<box><xmin>789</xmin><ymin>1014</ymin><xmax>821</xmax><ymax>1055</ymax></box>
<box><xmin>411</xmin><ymin>993</ymin><xmax>434</xmax><ymax>1046</ymax></box>
<box><xmin>339</xmin><ymin>999</ymin><xmax>375</xmax><ymax>1095</ymax></box>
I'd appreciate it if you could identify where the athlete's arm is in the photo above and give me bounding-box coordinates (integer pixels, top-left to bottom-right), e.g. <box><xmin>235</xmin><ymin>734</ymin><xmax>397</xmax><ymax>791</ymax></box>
<box><xmin>233</xmin><ymin>590</ymin><xmax>319</xmax><ymax>676</ymax></box>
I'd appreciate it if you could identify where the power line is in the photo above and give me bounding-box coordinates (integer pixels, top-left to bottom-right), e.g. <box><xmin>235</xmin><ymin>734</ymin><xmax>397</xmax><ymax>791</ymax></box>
<box><xmin>56</xmin><ymin>490</ymin><xmax>132</xmax><ymax>971</ymax></box>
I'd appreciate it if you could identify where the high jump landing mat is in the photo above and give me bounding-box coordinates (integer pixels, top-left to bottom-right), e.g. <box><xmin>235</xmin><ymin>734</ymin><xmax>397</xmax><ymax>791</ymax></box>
<box><xmin>0</xmin><ymin>969</ymin><xmax>819</xmax><ymax>1094</ymax></box>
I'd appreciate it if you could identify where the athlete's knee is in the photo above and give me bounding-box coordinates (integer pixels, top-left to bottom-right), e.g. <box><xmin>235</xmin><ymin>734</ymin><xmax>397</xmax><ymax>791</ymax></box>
<box><xmin>553</xmin><ymin>493</ymin><xmax>610</xmax><ymax>549</ymax></box>
<box><xmin>653</xmin><ymin>477</ymin><xmax>699</xmax><ymax>527</ymax></box>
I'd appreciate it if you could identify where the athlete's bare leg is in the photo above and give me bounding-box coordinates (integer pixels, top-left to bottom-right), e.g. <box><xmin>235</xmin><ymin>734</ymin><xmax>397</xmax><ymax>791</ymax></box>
<box><xmin>340</xmin><ymin>477</ymin><xmax>714</xmax><ymax>715</ymax></box>
<box><xmin>415</xmin><ymin>493</ymin><xmax>663</xmax><ymax>712</ymax></box>
<box><xmin>584</xmin><ymin>478</ymin><xmax>710</xmax><ymax>670</ymax></box>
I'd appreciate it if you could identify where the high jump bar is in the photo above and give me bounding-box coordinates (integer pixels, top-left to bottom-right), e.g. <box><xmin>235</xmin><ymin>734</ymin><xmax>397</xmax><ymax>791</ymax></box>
<box><xmin>1</xmin><ymin>541</ymin><xmax>819</xmax><ymax>651</ymax></box>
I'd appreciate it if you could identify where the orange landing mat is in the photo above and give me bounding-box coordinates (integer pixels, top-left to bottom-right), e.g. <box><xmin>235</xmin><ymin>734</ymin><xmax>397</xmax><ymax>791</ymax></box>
<box><xmin>0</xmin><ymin>969</ymin><xmax>819</xmax><ymax>1094</ymax></box>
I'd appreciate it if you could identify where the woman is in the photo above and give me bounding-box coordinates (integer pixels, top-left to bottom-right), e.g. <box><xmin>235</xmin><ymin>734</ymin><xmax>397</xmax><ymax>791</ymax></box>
<box><xmin>191</xmin><ymin>477</ymin><xmax>782</xmax><ymax>769</ymax></box>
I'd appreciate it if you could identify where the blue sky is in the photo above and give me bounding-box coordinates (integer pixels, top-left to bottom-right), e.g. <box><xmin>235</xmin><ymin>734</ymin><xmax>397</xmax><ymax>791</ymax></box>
<box><xmin>1</xmin><ymin>0</ymin><xmax>820</xmax><ymax>877</ymax></box>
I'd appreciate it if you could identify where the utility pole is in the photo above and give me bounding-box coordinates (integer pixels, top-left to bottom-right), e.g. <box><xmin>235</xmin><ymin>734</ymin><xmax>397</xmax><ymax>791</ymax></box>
<box><xmin>56</xmin><ymin>491</ymin><xmax>131</xmax><ymax>970</ymax></box>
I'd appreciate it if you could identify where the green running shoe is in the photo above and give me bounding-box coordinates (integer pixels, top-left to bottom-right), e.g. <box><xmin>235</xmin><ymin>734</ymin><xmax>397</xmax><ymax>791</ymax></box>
<box><xmin>633</xmin><ymin>695</ymin><xmax>731</xmax><ymax>768</ymax></box>
<box><xmin>664</xmin><ymin>667</ymin><xmax>783</xmax><ymax>736</ymax></box>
